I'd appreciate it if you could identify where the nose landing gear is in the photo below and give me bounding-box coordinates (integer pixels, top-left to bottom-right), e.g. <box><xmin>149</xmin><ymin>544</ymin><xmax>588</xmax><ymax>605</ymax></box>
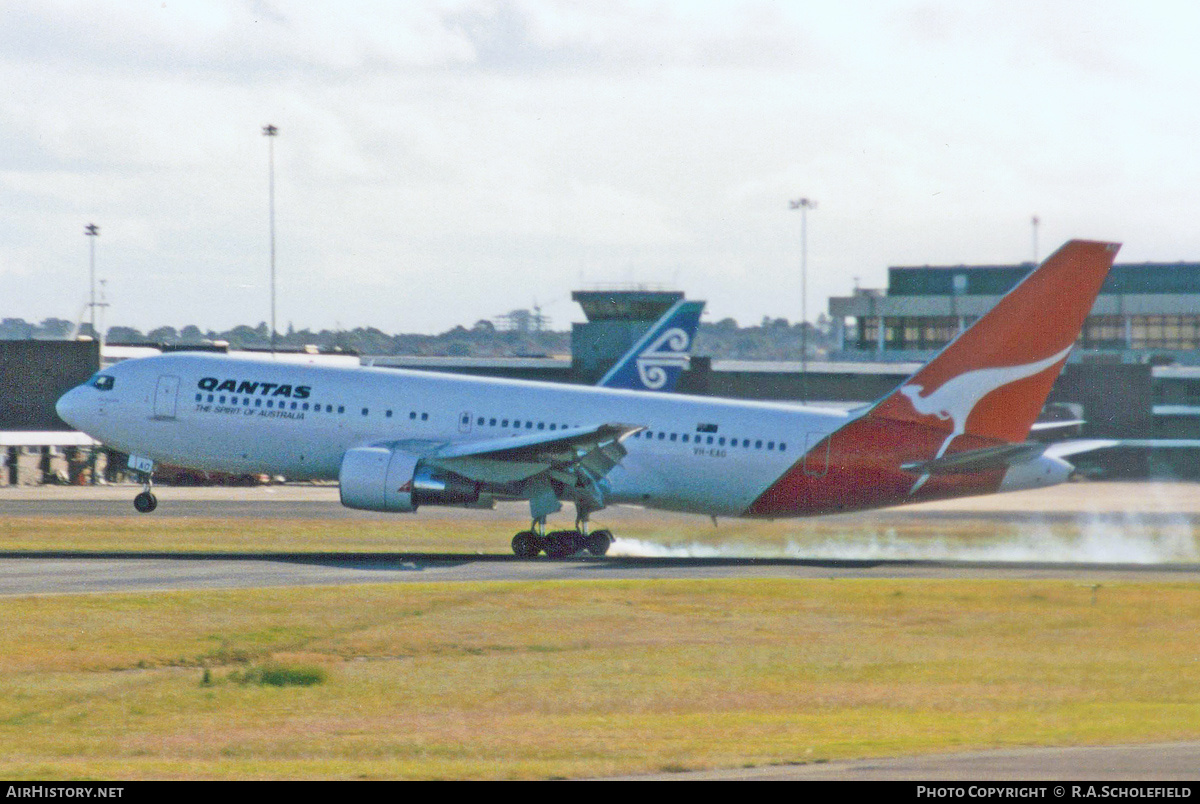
<box><xmin>130</xmin><ymin>458</ymin><xmax>157</xmax><ymax>513</ymax></box>
<box><xmin>133</xmin><ymin>488</ymin><xmax>157</xmax><ymax>513</ymax></box>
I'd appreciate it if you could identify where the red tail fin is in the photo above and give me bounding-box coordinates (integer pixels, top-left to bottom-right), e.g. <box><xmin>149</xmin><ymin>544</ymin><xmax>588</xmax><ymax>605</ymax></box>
<box><xmin>746</xmin><ymin>239</ymin><xmax>1119</xmax><ymax>518</ymax></box>
<box><xmin>869</xmin><ymin>239</ymin><xmax>1120</xmax><ymax>444</ymax></box>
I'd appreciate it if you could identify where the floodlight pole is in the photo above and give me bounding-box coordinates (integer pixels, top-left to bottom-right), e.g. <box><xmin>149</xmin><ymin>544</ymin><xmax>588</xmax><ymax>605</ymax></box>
<box><xmin>84</xmin><ymin>223</ymin><xmax>99</xmax><ymax>338</ymax></box>
<box><xmin>263</xmin><ymin>124</ymin><xmax>279</xmax><ymax>355</ymax></box>
<box><xmin>1031</xmin><ymin>214</ymin><xmax>1040</xmax><ymax>264</ymax></box>
<box><xmin>789</xmin><ymin>198</ymin><xmax>817</xmax><ymax>401</ymax></box>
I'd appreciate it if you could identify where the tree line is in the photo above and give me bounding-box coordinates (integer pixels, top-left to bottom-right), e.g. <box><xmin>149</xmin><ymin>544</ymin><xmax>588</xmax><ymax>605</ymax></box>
<box><xmin>0</xmin><ymin>314</ymin><xmax>836</xmax><ymax>360</ymax></box>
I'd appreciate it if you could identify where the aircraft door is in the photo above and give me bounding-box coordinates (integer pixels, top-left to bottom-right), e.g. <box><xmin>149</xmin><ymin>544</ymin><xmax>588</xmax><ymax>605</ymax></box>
<box><xmin>154</xmin><ymin>375</ymin><xmax>180</xmax><ymax>420</ymax></box>
<box><xmin>458</xmin><ymin>411</ymin><xmax>472</xmax><ymax>434</ymax></box>
<box><xmin>802</xmin><ymin>431</ymin><xmax>830</xmax><ymax>477</ymax></box>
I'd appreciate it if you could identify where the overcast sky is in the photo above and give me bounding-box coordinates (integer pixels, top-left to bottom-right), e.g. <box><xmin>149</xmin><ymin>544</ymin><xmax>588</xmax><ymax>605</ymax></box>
<box><xmin>3</xmin><ymin>0</ymin><xmax>1199</xmax><ymax>335</ymax></box>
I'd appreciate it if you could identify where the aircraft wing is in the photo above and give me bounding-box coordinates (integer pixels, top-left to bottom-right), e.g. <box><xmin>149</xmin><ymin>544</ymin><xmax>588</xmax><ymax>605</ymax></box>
<box><xmin>421</xmin><ymin>423</ymin><xmax>644</xmax><ymax>487</ymax></box>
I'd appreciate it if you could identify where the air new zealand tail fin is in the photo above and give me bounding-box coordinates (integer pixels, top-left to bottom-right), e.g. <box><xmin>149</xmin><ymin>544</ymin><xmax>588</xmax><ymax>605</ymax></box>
<box><xmin>597</xmin><ymin>300</ymin><xmax>705</xmax><ymax>392</ymax></box>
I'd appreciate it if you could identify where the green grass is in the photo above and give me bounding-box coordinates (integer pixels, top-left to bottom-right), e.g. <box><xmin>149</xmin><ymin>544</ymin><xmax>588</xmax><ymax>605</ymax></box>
<box><xmin>6</xmin><ymin>510</ymin><xmax>1191</xmax><ymax>558</ymax></box>
<box><xmin>2</xmin><ymin>578</ymin><xmax>1200</xmax><ymax>779</ymax></box>
<box><xmin>227</xmin><ymin>664</ymin><xmax>328</xmax><ymax>688</ymax></box>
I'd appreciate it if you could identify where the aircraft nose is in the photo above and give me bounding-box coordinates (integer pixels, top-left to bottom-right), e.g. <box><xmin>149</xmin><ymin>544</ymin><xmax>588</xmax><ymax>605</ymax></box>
<box><xmin>55</xmin><ymin>386</ymin><xmax>87</xmax><ymax>429</ymax></box>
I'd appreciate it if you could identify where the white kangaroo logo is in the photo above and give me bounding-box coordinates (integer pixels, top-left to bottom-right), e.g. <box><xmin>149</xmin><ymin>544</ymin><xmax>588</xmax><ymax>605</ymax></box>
<box><xmin>901</xmin><ymin>345</ymin><xmax>1071</xmax><ymax>493</ymax></box>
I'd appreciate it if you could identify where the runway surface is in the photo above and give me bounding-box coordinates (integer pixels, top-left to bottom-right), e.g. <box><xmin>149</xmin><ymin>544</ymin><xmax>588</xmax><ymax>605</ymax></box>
<box><xmin>4</xmin><ymin>482</ymin><xmax>1200</xmax><ymax>781</ymax></box>
<box><xmin>3</xmin><ymin>552</ymin><xmax>1200</xmax><ymax>596</ymax></box>
<box><xmin>617</xmin><ymin>741</ymin><xmax>1200</xmax><ymax>781</ymax></box>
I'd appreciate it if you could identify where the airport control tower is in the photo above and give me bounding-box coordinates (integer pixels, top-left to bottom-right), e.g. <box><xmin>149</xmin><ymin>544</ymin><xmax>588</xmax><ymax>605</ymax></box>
<box><xmin>570</xmin><ymin>288</ymin><xmax>686</xmax><ymax>383</ymax></box>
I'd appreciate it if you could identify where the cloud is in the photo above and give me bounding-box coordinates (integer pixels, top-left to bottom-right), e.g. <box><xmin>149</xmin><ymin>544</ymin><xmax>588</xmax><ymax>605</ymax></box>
<box><xmin>2</xmin><ymin>1</ymin><xmax>1199</xmax><ymax>334</ymax></box>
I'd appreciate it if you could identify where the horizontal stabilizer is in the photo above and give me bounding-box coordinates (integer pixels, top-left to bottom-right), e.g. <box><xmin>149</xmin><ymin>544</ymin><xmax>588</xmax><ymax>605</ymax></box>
<box><xmin>1030</xmin><ymin>419</ymin><xmax>1085</xmax><ymax>433</ymax></box>
<box><xmin>901</xmin><ymin>442</ymin><xmax>1047</xmax><ymax>475</ymax></box>
<box><xmin>1043</xmin><ymin>438</ymin><xmax>1200</xmax><ymax>459</ymax></box>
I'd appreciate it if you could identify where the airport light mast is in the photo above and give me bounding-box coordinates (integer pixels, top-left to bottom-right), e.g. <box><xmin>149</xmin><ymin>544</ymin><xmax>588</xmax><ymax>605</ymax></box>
<box><xmin>84</xmin><ymin>223</ymin><xmax>99</xmax><ymax>338</ymax></box>
<box><xmin>789</xmin><ymin>197</ymin><xmax>817</xmax><ymax>401</ymax></box>
<box><xmin>263</xmin><ymin>124</ymin><xmax>279</xmax><ymax>355</ymax></box>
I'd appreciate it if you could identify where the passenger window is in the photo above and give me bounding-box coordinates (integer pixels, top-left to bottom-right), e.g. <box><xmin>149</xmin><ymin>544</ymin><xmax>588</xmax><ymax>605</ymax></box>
<box><xmin>421</xmin><ymin>413</ymin><xmax>428</xmax><ymax>421</ymax></box>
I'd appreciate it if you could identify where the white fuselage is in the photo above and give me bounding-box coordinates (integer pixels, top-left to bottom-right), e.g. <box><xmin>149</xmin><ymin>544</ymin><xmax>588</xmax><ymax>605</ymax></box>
<box><xmin>57</xmin><ymin>353</ymin><xmax>850</xmax><ymax>517</ymax></box>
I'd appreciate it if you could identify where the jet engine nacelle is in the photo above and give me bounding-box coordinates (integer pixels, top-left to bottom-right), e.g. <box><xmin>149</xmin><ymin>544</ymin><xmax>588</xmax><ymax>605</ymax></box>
<box><xmin>339</xmin><ymin>447</ymin><xmax>481</xmax><ymax>512</ymax></box>
<box><xmin>997</xmin><ymin>453</ymin><xmax>1073</xmax><ymax>493</ymax></box>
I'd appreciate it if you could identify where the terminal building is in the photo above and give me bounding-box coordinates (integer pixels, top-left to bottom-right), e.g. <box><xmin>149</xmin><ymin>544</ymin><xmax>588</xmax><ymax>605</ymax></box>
<box><xmin>829</xmin><ymin>260</ymin><xmax>1200</xmax><ymax>362</ymax></box>
<box><xmin>826</xmin><ymin>259</ymin><xmax>1200</xmax><ymax>475</ymax></box>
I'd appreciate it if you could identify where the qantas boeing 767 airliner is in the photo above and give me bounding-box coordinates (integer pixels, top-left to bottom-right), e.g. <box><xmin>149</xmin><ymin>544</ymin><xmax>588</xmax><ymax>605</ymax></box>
<box><xmin>56</xmin><ymin>239</ymin><xmax>1120</xmax><ymax>558</ymax></box>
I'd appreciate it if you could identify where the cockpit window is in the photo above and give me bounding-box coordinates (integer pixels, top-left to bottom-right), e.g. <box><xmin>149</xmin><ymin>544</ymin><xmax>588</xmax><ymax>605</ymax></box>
<box><xmin>91</xmin><ymin>374</ymin><xmax>115</xmax><ymax>391</ymax></box>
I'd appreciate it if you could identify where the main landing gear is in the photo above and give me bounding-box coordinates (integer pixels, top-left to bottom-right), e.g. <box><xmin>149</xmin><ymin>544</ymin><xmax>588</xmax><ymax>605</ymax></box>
<box><xmin>511</xmin><ymin>515</ymin><xmax>613</xmax><ymax>559</ymax></box>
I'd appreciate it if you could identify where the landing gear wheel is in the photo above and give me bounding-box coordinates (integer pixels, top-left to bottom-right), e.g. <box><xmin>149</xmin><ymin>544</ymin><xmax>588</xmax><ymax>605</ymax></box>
<box><xmin>512</xmin><ymin>531</ymin><xmax>539</xmax><ymax>559</ymax></box>
<box><xmin>585</xmin><ymin>529</ymin><xmax>613</xmax><ymax>557</ymax></box>
<box><xmin>544</xmin><ymin>530</ymin><xmax>580</xmax><ymax>560</ymax></box>
<box><xmin>133</xmin><ymin>491</ymin><xmax>157</xmax><ymax>513</ymax></box>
